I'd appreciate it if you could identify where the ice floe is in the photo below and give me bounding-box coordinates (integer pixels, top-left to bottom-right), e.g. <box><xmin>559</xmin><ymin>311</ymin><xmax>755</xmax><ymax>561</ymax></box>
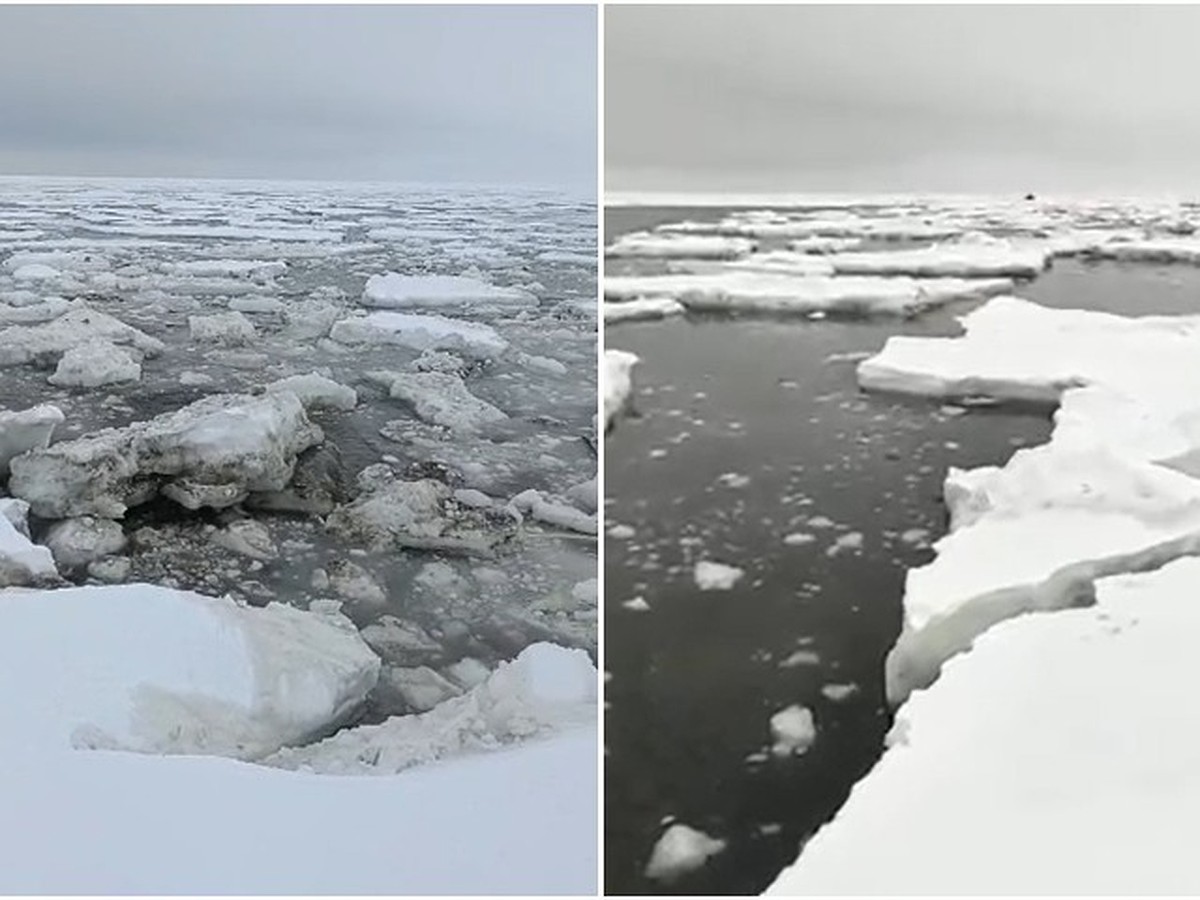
<box><xmin>329</xmin><ymin>310</ymin><xmax>509</xmax><ymax>359</ymax></box>
<box><xmin>769</xmin><ymin>558</ymin><xmax>1200</xmax><ymax>894</ymax></box>
<box><xmin>0</xmin><ymin>404</ymin><xmax>63</xmax><ymax>475</ymax></box>
<box><xmin>694</xmin><ymin>560</ymin><xmax>745</xmax><ymax>590</ymax></box>
<box><xmin>605</xmin><ymin>272</ymin><xmax>1011</xmax><ymax>316</ymax></box>
<box><xmin>362</xmin><ymin>272</ymin><xmax>536</xmax><ymax>310</ymax></box>
<box><xmin>0</xmin><ymin>582</ymin><xmax>378</xmax><ymax>758</ymax></box>
<box><xmin>606</xmin><ymin>231</ymin><xmax>755</xmax><ymax>260</ymax></box>
<box><xmin>604</xmin><ymin>349</ymin><xmax>639</xmax><ymax>432</ymax></box>
<box><xmin>645</xmin><ymin>823</ymin><xmax>728</xmax><ymax>883</ymax></box>
<box><xmin>10</xmin><ymin>391</ymin><xmax>322</xmax><ymax>518</ymax></box>
<box><xmin>604</xmin><ymin>297</ymin><xmax>686</xmax><ymax>324</ymax></box>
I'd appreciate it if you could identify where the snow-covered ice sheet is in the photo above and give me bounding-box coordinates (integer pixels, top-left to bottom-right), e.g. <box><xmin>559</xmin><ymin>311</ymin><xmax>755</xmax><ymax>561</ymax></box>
<box><xmin>0</xmin><ymin>725</ymin><xmax>597</xmax><ymax>894</ymax></box>
<box><xmin>362</xmin><ymin>272</ymin><xmax>536</xmax><ymax>310</ymax></box>
<box><xmin>857</xmin><ymin>296</ymin><xmax>1200</xmax><ymax>702</ymax></box>
<box><xmin>0</xmin><ymin>584</ymin><xmax>596</xmax><ymax>893</ymax></box>
<box><xmin>859</xmin><ymin>297</ymin><xmax>1200</xmax><ymax>464</ymax></box>
<box><xmin>266</xmin><ymin>642</ymin><xmax>596</xmax><ymax>774</ymax></box>
<box><xmin>604</xmin><ymin>272</ymin><xmax>1011</xmax><ymax>316</ymax></box>
<box><xmin>329</xmin><ymin>310</ymin><xmax>509</xmax><ymax>358</ymax></box>
<box><xmin>769</xmin><ymin>557</ymin><xmax>1200</xmax><ymax>895</ymax></box>
<box><xmin>604</xmin><ymin>297</ymin><xmax>685</xmax><ymax>324</ymax></box>
<box><xmin>606</xmin><ymin>231</ymin><xmax>755</xmax><ymax>260</ymax></box>
<box><xmin>0</xmin><ymin>583</ymin><xmax>379</xmax><ymax>758</ymax></box>
<box><xmin>827</xmin><ymin>239</ymin><xmax>1049</xmax><ymax>278</ymax></box>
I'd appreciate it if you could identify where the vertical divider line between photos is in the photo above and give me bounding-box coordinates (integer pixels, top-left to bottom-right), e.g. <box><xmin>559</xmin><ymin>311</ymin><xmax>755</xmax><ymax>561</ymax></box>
<box><xmin>595</xmin><ymin>1</ymin><xmax>607</xmax><ymax>894</ymax></box>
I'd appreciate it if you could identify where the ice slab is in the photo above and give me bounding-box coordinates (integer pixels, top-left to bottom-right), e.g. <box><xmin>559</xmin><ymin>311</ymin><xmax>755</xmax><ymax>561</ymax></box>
<box><xmin>769</xmin><ymin>558</ymin><xmax>1200</xmax><ymax>895</ymax></box>
<box><xmin>605</xmin><ymin>272</ymin><xmax>1011</xmax><ymax>316</ymax></box>
<box><xmin>0</xmin><ymin>404</ymin><xmax>64</xmax><ymax>475</ymax></box>
<box><xmin>604</xmin><ymin>297</ymin><xmax>685</xmax><ymax>324</ymax></box>
<box><xmin>362</xmin><ymin>273</ymin><xmax>536</xmax><ymax>310</ymax></box>
<box><xmin>604</xmin><ymin>350</ymin><xmax>639</xmax><ymax>432</ymax></box>
<box><xmin>606</xmin><ymin>231</ymin><xmax>755</xmax><ymax>260</ymax></box>
<box><xmin>0</xmin><ymin>583</ymin><xmax>379</xmax><ymax>758</ymax></box>
<box><xmin>329</xmin><ymin>311</ymin><xmax>508</xmax><ymax>359</ymax></box>
<box><xmin>828</xmin><ymin>240</ymin><xmax>1049</xmax><ymax>278</ymax></box>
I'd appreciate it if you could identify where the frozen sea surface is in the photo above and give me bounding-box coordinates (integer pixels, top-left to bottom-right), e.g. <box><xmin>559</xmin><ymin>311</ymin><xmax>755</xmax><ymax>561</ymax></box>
<box><xmin>0</xmin><ymin>176</ymin><xmax>597</xmax><ymax>891</ymax></box>
<box><xmin>604</xmin><ymin>201</ymin><xmax>1200</xmax><ymax>894</ymax></box>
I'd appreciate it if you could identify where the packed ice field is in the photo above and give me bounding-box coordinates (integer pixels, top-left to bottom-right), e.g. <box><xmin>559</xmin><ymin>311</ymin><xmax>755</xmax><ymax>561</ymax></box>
<box><xmin>0</xmin><ymin>176</ymin><xmax>597</xmax><ymax>893</ymax></box>
<box><xmin>606</xmin><ymin>194</ymin><xmax>1200</xmax><ymax>892</ymax></box>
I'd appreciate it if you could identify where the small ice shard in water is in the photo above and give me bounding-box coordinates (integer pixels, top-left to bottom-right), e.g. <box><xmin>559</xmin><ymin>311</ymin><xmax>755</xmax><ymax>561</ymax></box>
<box><xmin>716</xmin><ymin>472</ymin><xmax>751</xmax><ymax>488</ymax></box>
<box><xmin>694</xmin><ymin>560</ymin><xmax>745</xmax><ymax>591</ymax></box>
<box><xmin>783</xmin><ymin>532</ymin><xmax>816</xmax><ymax>546</ymax></box>
<box><xmin>821</xmin><ymin>682</ymin><xmax>860</xmax><ymax>702</ymax></box>
<box><xmin>779</xmin><ymin>649</ymin><xmax>821</xmax><ymax>668</ymax></box>
<box><xmin>644</xmin><ymin>823</ymin><xmax>728</xmax><ymax>883</ymax></box>
<box><xmin>623</xmin><ymin>596</ymin><xmax>650</xmax><ymax>612</ymax></box>
<box><xmin>770</xmin><ymin>704</ymin><xmax>817</xmax><ymax>757</ymax></box>
<box><xmin>826</xmin><ymin>531</ymin><xmax>864</xmax><ymax>557</ymax></box>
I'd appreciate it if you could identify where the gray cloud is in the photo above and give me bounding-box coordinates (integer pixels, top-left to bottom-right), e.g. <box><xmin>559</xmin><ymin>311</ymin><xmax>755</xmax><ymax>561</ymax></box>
<box><xmin>0</xmin><ymin>5</ymin><xmax>596</xmax><ymax>190</ymax></box>
<box><xmin>607</xmin><ymin>5</ymin><xmax>1200</xmax><ymax>195</ymax></box>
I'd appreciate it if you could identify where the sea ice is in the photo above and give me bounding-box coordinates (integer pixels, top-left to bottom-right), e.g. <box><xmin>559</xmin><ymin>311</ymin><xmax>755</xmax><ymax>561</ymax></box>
<box><xmin>10</xmin><ymin>391</ymin><xmax>323</xmax><ymax>518</ymax></box>
<box><xmin>604</xmin><ymin>349</ymin><xmax>639</xmax><ymax>432</ymax></box>
<box><xmin>362</xmin><ymin>273</ymin><xmax>536</xmax><ymax>310</ymax></box>
<box><xmin>0</xmin><ymin>302</ymin><xmax>164</xmax><ymax>367</ymax></box>
<box><xmin>266</xmin><ymin>372</ymin><xmax>358</xmax><ymax>412</ymax></box>
<box><xmin>604</xmin><ymin>297</ymin><xmax>686</xmax><ymax>324</ymax></box>
<box><xmin>768</xmin><ymin>558</ymin><xmax>1200</xmax><ymax>895</ymax></box>
<box><xmin>368</xmin><ymin>370</ymin><xmax>508</xmax><ymax>433</ymax></box>
<box><xmin>266</xmin><ymin>642</ymin><xmax>595</xmax><ymax>774</ymax></box>
<box><xmin>0</xmin><ymin>512</ymin><xmax>58</xmax><ymax>587</ymax></box>
<box><xmin>606</xmin><ymin>231</ymin><xmax>755</xmax><ymax>260</ymax></box>
<box><xmin>329</xmin><ymin>311</ymin><xmax>508</xmax><ymax>359</ymax></box>
<box><xmin>769</xmin><ymin>704</ymin><xmax>817</xmax><ymax>756</ymax></box>
<box><xmin>0</xmin><ymin>582</ymin><xmax>379</xmax><ymax>758</ymax></box>
<box><xmin>827</xmin><ymin>240</ymin><xmax>1049</xmax><ymax>278</ymax></box>
<box><xmin>0</xmin><ymin>404</ymin><xmax>64</xmax><ymax>475</ymax></box>
<box><xmin>47</xmin><ymin>339</ymin><xmax>141</xmax><ymax>388</ymax></box>
<box><xmin>644</xmin><ymin>823</ymin><xmax>728</xmax><ymax>883</ymax></box>
<box><xmin>604</xmin><ymin>272</ymin><xmax>1010</xmax><ymax>316</ymax></box>
<box><xmin>326</xmin><ymin>474</ymin><xmax>518</xmax><ymax>558</ymax></box>
<box><xmin>189</xmin><ymin>311</ymin><xmax>257</xmax><ymax>345</ymax></box>
<box><xmin>694</xmin><ymin>560</ymin><xmax>745</xmax><ymax>590</ymax></box>
<box><xmin>42</xmin><ymin>516</ymin><xmax>127</xmax><ymax>571</ymax></box>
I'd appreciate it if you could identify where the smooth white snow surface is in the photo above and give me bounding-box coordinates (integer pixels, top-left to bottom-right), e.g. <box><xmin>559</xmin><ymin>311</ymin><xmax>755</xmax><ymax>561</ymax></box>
<box><xmin>0</xmin><ymin>585</ymin><xmax>597</xmax><ymax>893</ymax></box>
<box><xmin>0</xmin><ymin>583</ymin><xmax>379</xmax><ymax>758</ymax></box>
<box><xmin>0</xmin><ymin>726</ymin><xmax>596</xmax><ymax>894</ymax></box>
<box><xmin>769</xmin><ymin>558</ymin><xmax>1200</xmax><ymax>895</ymax></box>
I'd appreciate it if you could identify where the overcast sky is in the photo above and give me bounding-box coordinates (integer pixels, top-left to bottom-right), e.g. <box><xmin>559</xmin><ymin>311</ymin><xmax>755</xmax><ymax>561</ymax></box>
<box><xmin>607</xmin><ymin>5</ymin><xmax>1200</xmax><ymax>197</ymax></box>
<box><xmin>0</xmin><ymin>5</ymin><xmax>595</xmax><ymax>191</ymax></box>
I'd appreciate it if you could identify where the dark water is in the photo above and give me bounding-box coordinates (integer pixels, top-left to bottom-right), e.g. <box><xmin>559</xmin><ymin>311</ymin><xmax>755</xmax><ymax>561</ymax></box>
<box><xmin>602</xmin><ymin>206</ymin><xmax>1200</xmax><ymax>895</ymax></box>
